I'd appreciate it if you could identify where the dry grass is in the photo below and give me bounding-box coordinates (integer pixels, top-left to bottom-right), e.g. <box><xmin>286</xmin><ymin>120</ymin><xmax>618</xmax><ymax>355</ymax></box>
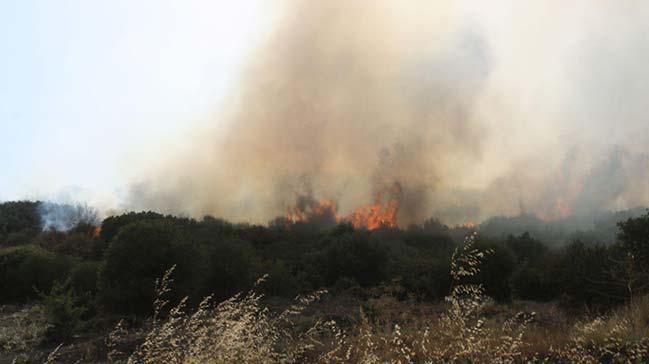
<box><xmin>107</xmin><ymin>269</ymin><xmax>328</xmax><ymax>364</ymax></box>
<box><xmin>315</xmin><ymin>233</ymin><xmax>537</xmax><ymax>364</ymax></box>
<box><xmin>38</xmin><ymin>233</ymin><xmax>649</xmax><ymax>363</ymax></box>
<box><xmin>0</xmin><ymin>305</ymin><xmax>47</xmax><ymax>353</ymax></box>
<box><xmin>0</xmin><ymin>305</ymin><xmax>50</xmax><ymax>363</ymax></box>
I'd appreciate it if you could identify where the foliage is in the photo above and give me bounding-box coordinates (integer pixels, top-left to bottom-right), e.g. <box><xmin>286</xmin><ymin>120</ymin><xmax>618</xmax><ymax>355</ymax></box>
<box><xmin>38</xmin><ymin>280</ymin><xmax>88</xmax><ymax>342</ymax></box>
<box><xmin>0</xmin><ymin>245</ymin><xmax>72</xmax><ymax>303</ymax></box>
<box><xmin>99</xmin><ymin>211</ymin><xmax>188</xmax><ymax>242</ymax></box>
<box><xmin>317</xmin><ymin>231</ymin><xmax>388</xmax><ymax>287</ymax></box>
<box><xmin>1</xmin><ymin>200</ymin><xmax>648</xmax><ymax>325</ymax></box>
<box><xmin>98</xmin><ymin>220</ymin><xmax>205</xmax><ymax>314</ymax></box>
<box><xmin>106</xmin><ymin>233</ymin><xmax>548</xmax><ymax>363</ymax></box>
<box><xmin>202</xmin><ymin>238</ymin><xmax>259</xmax><ymax>301</ymax></box>
<box><xmin>69</xmin><ymin>260</ymin><xmax>101</xmax><ymax>294</ymax></box>
<box><xmin>108</xmin><ymin>271</ymin><xmax>327</xmax><ymax>364</ymax></box>
<box><xmin>618</xmin><ymin>211</ymin><xmax>649</xmax><ymax>266</ymax></box>
<box><xmin>0</xmin><ymin>305</ymin><xmax>48</xmax><ymax>353</ymax></box>
<box><xmin>472</xmin><ymin>239</ymin><xmax>516</xmax><ymax>302</ymax></box>
<box><xmin>0</xmin><ymin>201</ymin><xmax>41</xmax><ymax>247</ymax></box>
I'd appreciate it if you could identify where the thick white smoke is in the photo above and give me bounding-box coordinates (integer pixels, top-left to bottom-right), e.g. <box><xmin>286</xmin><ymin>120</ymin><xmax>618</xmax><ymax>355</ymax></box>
<box><xmin>125</xmin><ymin>1</ymin><xmax>649</xmax><ymax>226</ymax></box>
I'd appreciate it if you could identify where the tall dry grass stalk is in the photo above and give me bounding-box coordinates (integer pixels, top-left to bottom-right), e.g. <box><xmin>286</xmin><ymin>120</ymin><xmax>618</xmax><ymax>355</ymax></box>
<box><xmin>316</xmin><ymin>233</ymin><xmax>535</xmax><ymax>364</ymax></box>
<box><xmin>0</xmin><ymin>306</ymin><xmax>48</xmax><ymax>354</ymax></box>
<box><xmin>106</xmin><ymin>233</ymin><xmax>649</xmax><ymax>363</ymax></box>
<box><xmin>108</xmin><ymin>271</ymin><xmax>327</xmax><ymax>364</ymax></box>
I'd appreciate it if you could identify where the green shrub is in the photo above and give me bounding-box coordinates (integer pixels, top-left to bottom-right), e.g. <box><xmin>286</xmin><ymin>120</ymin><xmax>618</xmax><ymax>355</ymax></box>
<box><xmin>262</xmin><ymin>259</ymin><xmax>298</xmax><ymax>296</ymax></box>
<box><xmin>0</xmin><ymin>201</ymin><xmax>41</xmax><ymax>246</ymax></box>
<box><xmin>473</xmin><ymin>240</ymin><xmax>516</xmax><ymax>302</ymax></box>
<box><xmin>318</xmin><ymin>232</ymin><xmax>388</xmax><ymax>287</ymax></box>
<box><xmin>3</xmin><ymin>231</ymin><xmax>34</xmax><ymax>246</ymax></box>
<box><xmin>99</xmin><ymin>211</ymin><xmax>180</xmax><ymax>242</ymax></box>
<box><xmin>618</xmin><ymin>211</ymin><xmax>649</xmax><ymax>265</ymax></box>
<box><xmin>203</xmin><ymin>239</ymin><xmax>258</xmax><ymax>301</ymax></box>
<box><xmin>52</xmin><ymin>233</ymin><xmax>94</xmax><ymax>259</ymax></box>
<box><xmin>557</xmin><ymin>240</ymin><xmax>624</xmax><ymax>310</ymax></box>
<box><xmin>69</xmin><ymin>261</ymin><xmax>101</xmax><ymax>295</ymax></box>
<box><xmin>98</xmin><ymin>220</ymin><xmax>205</xmax><ymax>314</ymax></box>
<box><xmin>0</xmin><ymin>245</ymin><xmax>72</xmax><ymax>303</ymax></box>
<box><xmin>400</xmin><ymin>256</ymin><xmax>451</xmax><ymax>301</ymax></box>
<box><xmin>511</xmin><ymin>263</ymin><xmax>547</xmax><ymax>300</ymax></box>
<box><xmin>38</xmin><ymin>280</ymin><xmax>87</xmax><ymax>342</ymax></box>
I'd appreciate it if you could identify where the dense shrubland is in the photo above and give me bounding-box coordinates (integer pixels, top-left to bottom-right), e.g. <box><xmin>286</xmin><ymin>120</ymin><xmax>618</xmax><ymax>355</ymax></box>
<box><xmin>1</xmin><ymin>200</ymin><xmax>648</xmax><ymax>362</ymax></box>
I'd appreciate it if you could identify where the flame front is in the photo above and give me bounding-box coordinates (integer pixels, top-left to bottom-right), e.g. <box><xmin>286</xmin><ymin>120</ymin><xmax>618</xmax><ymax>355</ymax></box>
<box><xmin>462</xmin><ymin>220</ymin><xmax>476</xmax><ymax>229</ymax></box>
<box><xmin>345</xmin><ymin>182</ymin><xmax>401</xmax><ymax>229</ymax></box>
<box><xmin>285</xmin><ymin>182</ymin><xmax>402</xmax><ymax>230</ymax></box>
<box><xmin>536</xmin><ymin>166</ymin><xmax>585</xmax><ymax>222</ymax></box>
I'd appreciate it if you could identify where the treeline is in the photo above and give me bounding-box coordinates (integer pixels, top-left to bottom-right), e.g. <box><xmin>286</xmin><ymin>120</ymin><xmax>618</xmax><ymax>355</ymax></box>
<box><xmin>1</xmin><ymin>201</ymin><xmax>648</xmax><ymax>339</ymax></box>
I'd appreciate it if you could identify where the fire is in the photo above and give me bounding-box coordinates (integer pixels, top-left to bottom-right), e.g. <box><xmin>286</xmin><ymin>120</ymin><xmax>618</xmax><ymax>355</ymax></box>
<box><xmin>92</xmin><ymin>226</ymin><xmax>102</xmax><ymax>238</ymax></box>
<box><xmin>536</xmin><ymin>165</ymin><xmax>584</xmax><ymax>222</ymax></box>
<box><xmin>345</xmin><ymin>182</ymin><xmax>402</xmax><ymax>230</ymax></box>
<box><xmin>285</xmin><ymin>182</ymin><xmax>402</xmax><ymax>230</ymax></box>
<box><xmin>462</xmin><ymin>220</ymin><xmax>476</xmax><ymax>229</ymax></box>
<box><xmin>285</xmin><ymin>197</ymin><xmax>338</xmax><ymax>227</ymax></box>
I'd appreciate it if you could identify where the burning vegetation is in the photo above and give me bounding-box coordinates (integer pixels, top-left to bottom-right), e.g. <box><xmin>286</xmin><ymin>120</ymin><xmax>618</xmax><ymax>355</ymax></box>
<box><xmin>285</xmin><ymin>182</ymin><xmax>403</xmax><ymax>230</ymax></box>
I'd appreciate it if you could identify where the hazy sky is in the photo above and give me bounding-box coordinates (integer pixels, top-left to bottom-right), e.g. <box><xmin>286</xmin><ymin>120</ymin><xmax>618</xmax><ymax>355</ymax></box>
<box><xmin>0</xmin><ymin>0</ymin><xmax>272</xmax><ymax>206</ymax></box>
<box><xmin>2</xmin><ymin>1</ymin><xmax>649</xmax><ymax>223</ymax></box>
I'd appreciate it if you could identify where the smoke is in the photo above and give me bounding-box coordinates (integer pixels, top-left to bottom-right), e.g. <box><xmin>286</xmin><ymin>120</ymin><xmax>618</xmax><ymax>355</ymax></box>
<box><xmin>126</xmin><ymin>1</ymin><xmax>649</xmax><ymax>226</ymax></box>
<box><xmin>39</xmin><ymin>202</ymin><xmax>100</xmax><ymax>231</ymax></box>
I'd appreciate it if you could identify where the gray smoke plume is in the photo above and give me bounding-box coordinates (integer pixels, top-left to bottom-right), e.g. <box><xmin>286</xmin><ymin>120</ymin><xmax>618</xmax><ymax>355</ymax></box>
<box><xmin>39</xmin><ymin>202</ymin><xmax>100</xmax><ymax>231</ymax></box>
<box><xmin>126</xmin><ymin>1</ymin><xmax>649</xmax><ymax>226</ymax></box>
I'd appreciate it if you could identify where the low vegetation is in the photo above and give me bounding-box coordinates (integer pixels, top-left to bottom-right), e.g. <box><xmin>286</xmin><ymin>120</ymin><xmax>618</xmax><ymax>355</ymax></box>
<box><xmin>1</xmin><ymin>200</ymin><xmax>648</xmax><ymax>362</ymax></box>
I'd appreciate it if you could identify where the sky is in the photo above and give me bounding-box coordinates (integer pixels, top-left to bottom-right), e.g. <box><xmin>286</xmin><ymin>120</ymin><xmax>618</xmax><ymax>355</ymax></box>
<box><xmin>2</xmin><ymin>1</ymin><xmax>649</xmax><ymax>224</ymax></box>
<box><xmin>0</xmin><ymin>0</ymin><xmax>273</xmax><ymax>207</ymax></box>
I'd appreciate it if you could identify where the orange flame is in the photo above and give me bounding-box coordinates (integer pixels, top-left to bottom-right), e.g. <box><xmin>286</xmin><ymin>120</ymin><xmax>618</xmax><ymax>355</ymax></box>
<box><xmin>462</xmin><ymin>220</ymin><xmax>476</xmax><ymax>229</ymax></box>
<box><xmin>285</xmin><ymin>198</ymin><xmax>338</xmax><ymax>228</ymax></box>
<box><xmin>536</xmin><ymin>165</ymin><xmax>584</xmax><ymax>222</ymax></box>
<box><xmin>345</xmin><ymin>182</ymin><xmax>401</xmax><ymax>230</ymax></box>
<box><xmin>92</xmin><ymin>226</ymin><xmax>102</xmax><ymax>238</ymax></box>
<box><xmin>285</xmin><ymin>182</ymin><xmax>402</xmax><ymax>230</ymax></box>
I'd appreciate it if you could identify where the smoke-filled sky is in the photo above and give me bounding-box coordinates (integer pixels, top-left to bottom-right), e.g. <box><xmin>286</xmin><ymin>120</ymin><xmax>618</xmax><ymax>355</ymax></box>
<box><xmin>3</xmin><ymin>1</ymin><xmax>649</xmax><ymax>225</ymax></box>
<box><xmin>0</xmin><ymin>0</ymin><xmax>273</xmax><ymax>205</ymax></box>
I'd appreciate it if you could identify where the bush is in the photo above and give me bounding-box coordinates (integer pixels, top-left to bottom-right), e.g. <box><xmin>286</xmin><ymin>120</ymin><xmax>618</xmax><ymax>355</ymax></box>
<box><xmin>618</xmin><ymin>211</ymin><xmax>649</xmax><ymax>265</ymax></box>
<box><xmin>99</xmin><ymin>211</ymin><xmax>180</xmax><ymax>242</ymax></box>
<box><xmin>557</xmin><ymin>240</ymin><xmax>623</xmax><ymax>310</ymax></box>
<box><xmin>260</xmin><ymin>259</ymin><xmax>299</xmax><ymax>297</ymax></box>
<box><xmin>0</xmin><ymin>201</ymin><xmax>41</xmax><ymax>246</ymax></box>
<box><xmin>38</xmin><ymin>280</ymin><xmax>87</xmax><ymax>342</ymax></box>
<box><xmin>3</xmin><ymin>231</ymin><xmax>34</xmax><ymax>246</ymax></box>
<box><xmin>52</xmin><ymin>233</ymin><xmax>94</xmax><ymax>259</ymax></box>
<box><xmin>98</xmin><ymin>220</ymin><xmax>205</xmax><ymax>314</ymax></box>
<box><xmin>400</xmin><ymin>256</ymin><xmax>451</xmax><ymax>301</ymax></box>
<box><xmin>69</xmin><ymin>261</ymin><xmax>101</xmax><ymax>295</ymax></box>
<box><xmin>504</xmin><ymin>232</ymin><xmax>547</xmax><ymax>263</ymax></box>
<box><xmin>511</xmin><ymin>263</ymin><xmax>547</xmax><ymax>300</ymax></box>
<box><xmin>202</xmin><ymin>238</ymin><xmax>258</xmax><ymax>301</ymax></box>
<box><xmin>0</xmin><ymin>245</ymin><xmax>72</xmax><ymax>303</ymax></box>
<box><xmin>473</xmin><ymin>240</ymin><xmax>516</xmax><ymax>302</ymax></box>
<box><xmin>318</xmin><ymin>232</ymin><xmax>388</xmax><ymax>287</ymax></box>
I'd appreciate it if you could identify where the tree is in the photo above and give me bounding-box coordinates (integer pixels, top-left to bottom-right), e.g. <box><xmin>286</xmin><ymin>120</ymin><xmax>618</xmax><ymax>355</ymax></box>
<box><xmin>612</xmin><ymin>212</ymin><xmax>649</xmax><ymax>302</ymax></box>
<box><xmin>38</xmin><ymin>280</ymin><xmax>87</xmax><ymax>342</ymax></box>
<box><xmin>504</xmin><ymin>232</ymin><xmax>547</xmax><ymax>264</ymax></box>
<box><xmin>0</xmin><ymin>245</ymin><xmax>72</xmax><ymax>303</ymax></box>
<box><xmin>0</xmin><ymin>201</ymin><xmax>41</xmax><ymax>246</ymax></box>
<box><xmin>202</xmin><ymin>238</ymin><xmax>258</xmax><ymax>301</ymax></box>
<box><xmin>473</xmin><ymin>240</ymin><xmax>516</xmax><ymax>302</ymax></box>
<box><xmin>98</xmin><ymin>220</ymin><xmax>204</xmax><ymax>314</ymax></box>
<box><xmin>317</xmin><ymin>232</ymin><xmax>388</xmax><ymax>287</ymax></box>
<box><xmin>618</xmin><ymin>211</ymin><xmax>649</xmax><ymax>266</ymax></box>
